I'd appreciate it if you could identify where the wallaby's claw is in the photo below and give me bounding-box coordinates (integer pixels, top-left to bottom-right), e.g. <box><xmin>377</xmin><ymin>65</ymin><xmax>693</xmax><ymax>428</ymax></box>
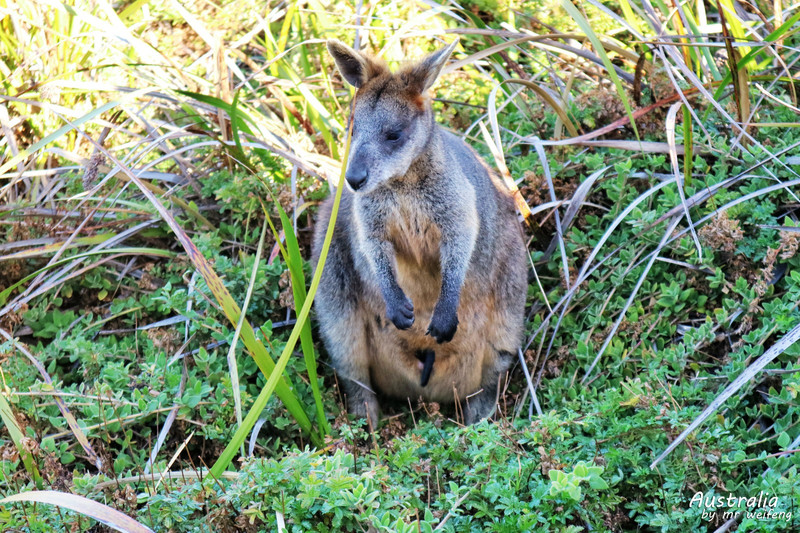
<box><xmin>386</xmin><ymin>293</ymin><xmax>415</xmax><ymax>330</ymax></box>
<box><xmin>426</xmin><ymin>308</ymin><xmax>458</xmax><ymax>343</ymax></box>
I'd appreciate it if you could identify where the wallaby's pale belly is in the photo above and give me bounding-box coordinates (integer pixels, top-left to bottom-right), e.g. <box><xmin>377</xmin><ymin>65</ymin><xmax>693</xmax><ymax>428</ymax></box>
<box><xmin>365</xmin><ymin>208</ymin><xmax>502</xmax><ymax>403</ymax></box>
<box><xmin>367</xmin><ymin>272</ymin><xmax>501</xmax><ymax>403</ymax></box>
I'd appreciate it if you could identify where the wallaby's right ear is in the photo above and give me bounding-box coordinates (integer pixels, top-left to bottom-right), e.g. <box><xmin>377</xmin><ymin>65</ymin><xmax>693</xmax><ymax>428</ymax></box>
<box><xmin>327</xmin><ymin>39</ymin><xmax>386</xmax><ymax>88</ymax></box>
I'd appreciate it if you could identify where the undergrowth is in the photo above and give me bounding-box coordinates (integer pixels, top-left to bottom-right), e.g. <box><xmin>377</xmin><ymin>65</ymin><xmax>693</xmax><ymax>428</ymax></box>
<box><xmin>1</xmin><ymin>0</ymin><xmax>800</xmax><ymax>531</ymax></box>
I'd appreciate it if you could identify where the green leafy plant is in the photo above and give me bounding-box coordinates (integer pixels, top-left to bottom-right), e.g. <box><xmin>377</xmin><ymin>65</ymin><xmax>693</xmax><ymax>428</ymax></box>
<box><xmin>548</xmin><ymin>461</ymin><xmax>609</xmax><ymax>502</ymax></box>
<box><xmin>2</xmin><ymin>0</ymin><xmax>800</xmax><ymax>531</ymax></box>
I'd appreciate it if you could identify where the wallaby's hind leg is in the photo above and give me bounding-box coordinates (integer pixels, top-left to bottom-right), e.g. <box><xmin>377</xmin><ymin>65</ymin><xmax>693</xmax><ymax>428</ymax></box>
<box><xmin>313</xmin><ymin>207</ymin><xmax>380</xmax><ymax>428</ymax></box>
<box><xmin>463</xmin><ymin>349</ymin><xmax>514</xmax><ymax>425</ymax></box>
<box><xmin>337</xmin><ymin>324</ymin><xmax>380</xmax><ymax>429</ymax></box>
<box><xmin>317</xmin><ymin>282</ymin><xmax>381</xmax><ymax>425</ymax></box>
<box><xmin>319</xmin><ymin>305</ymin><xmax>380</xmax><ymax>429</ymax></box>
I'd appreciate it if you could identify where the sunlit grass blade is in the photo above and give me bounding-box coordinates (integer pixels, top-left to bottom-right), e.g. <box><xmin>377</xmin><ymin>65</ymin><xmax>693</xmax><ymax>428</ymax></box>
<box><xmin>78</xmin><ymin>132</ymin><xmax>317</xmax><ymax>442</ymax></box>
<box><xmin>0</xmin><ymin>391</ymin><xmax>43</xmax><ymax>489</ymax></box>
<box><xmin>0</xmin><ymin>491</ymin><xmax>154</xmax><ymax>533</ymax></box>
<box><xmin>718</xmin><ymin>0</ymin><xmax>752</xmax><ymax>62</ymax></box>
<box><xmin>207</xmin><ymin>117</ymin><xmax>351</xmax><ymax>480</ymax></box>
<box><xmin>618</xmin><ymin>0</ymin><xmax>645</xmax><ymax>36</ymax></box>
<box><xmin>0</xmin><ymin>233</ymin><xmax>113</xmax><ymax>261</ymax></box>
<box><xmin>560</xmin><ymin>0</ymin><xmax>639</xmax><ymax>141</ymax></box>
<box><xmin>709</xmin><ymin>10</ymin><xmax>800</xmax><ymax>110</ymax></box>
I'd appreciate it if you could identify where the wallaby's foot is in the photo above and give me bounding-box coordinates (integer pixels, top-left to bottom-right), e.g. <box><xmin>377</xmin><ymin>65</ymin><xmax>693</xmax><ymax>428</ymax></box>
<box><xmin>426</xmin><ymin>304</ymin><xmax>458</xmax><ymax>343</ymax></box>
<box><xmin>349</xmin><ymin>395</ymin><xmax>380</xmax><ymax>432</ymax></box>
<box><xmin>463</xmin><ymin>349</ymin><xmax>513</xmax><ymax>424</ymax></box>
<box><xmin>385</xmin><ymin>290</ymin><xmax>414</xmax><ymax>330</ymax></box>
<box><xmin>464</xmin><ymin>395</ymin><xmax>496</xmax><ymax>425</ymax></box>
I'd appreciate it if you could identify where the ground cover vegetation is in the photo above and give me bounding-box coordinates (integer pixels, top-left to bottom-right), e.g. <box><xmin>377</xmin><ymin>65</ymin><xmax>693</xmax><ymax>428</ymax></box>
<box><xmin>1</xmin><ymin>0</ymin><xmax>800</xmax><ymax>531</ymax></box>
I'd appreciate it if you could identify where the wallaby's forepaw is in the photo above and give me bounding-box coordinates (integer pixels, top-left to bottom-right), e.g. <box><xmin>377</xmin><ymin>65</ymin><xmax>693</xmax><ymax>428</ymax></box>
<box><xmin>385</xmin><ymin>292</ymin><xmax>414</xmax><ymax>330</ymax></box>
<box><xmin>427</xmin><ymin>307</ymin><xmax>458</xmax><ymax>343</ymax></box>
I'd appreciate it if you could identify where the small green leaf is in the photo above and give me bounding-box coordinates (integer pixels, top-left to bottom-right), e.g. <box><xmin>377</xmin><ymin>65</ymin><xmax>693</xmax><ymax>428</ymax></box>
<box><xmin>588</xmin><ymin>476</ymin><xmax>609</xmax><ymax>490</ymax></box>
<box><xmin>566</xmin><ymin>484</ymin><xmax>582</xmax><ymax>501</ymax></box>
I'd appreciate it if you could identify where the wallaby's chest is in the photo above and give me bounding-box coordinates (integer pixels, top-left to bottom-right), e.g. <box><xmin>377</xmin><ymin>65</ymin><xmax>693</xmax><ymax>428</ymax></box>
<box><xmin>384</xmin><ymin>196</ymin><xmax>441</xmax><ymax>270</ymax></box>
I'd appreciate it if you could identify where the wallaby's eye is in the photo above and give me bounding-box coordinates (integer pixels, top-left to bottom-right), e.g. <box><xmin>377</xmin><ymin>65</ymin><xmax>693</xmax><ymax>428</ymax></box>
<box><xmin>385</xmin><ymin>130</ymin><xmax>402</xmax><ymax>142</ymax></box>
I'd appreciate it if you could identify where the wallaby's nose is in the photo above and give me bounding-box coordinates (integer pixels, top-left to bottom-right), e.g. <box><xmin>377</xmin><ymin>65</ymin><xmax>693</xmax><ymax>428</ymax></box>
<box><xmin>346</xmin><ymin>165</ymin><xmax>368</xmax><ymax>191</ymax></box>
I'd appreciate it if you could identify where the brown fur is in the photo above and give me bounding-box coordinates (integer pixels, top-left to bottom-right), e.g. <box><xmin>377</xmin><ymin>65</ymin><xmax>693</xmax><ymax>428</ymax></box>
<box><xmin>313</xmin><ymin>39</ymin><xmax>527</xmax><ymax>427</ymax></box>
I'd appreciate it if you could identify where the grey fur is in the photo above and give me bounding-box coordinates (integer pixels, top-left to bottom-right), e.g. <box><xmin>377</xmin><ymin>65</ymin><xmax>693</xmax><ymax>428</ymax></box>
<box><xmin>313</xmin><ymin>40</ymin><xmax>527</xmax><ymax>428</ymax></box>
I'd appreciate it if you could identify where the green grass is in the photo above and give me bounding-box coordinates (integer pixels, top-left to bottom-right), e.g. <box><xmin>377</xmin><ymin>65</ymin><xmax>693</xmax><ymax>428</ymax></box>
<box><xmin>1</xmin><ymin>0</ymin><xmax>800</xmax><ymax>531</ymax></box>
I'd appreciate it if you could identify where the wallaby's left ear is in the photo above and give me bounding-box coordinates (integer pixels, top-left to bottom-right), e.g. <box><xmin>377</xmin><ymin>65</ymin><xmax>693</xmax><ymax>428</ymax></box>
<box><xmin>327</xmin><ymin>39</ymin><xmax>387</xmax><ymax>88</ymax></box>
<box><xmin>405</xmin><ymin>38</ymin><xmax>459</xmax><ymax>93</ymax></box>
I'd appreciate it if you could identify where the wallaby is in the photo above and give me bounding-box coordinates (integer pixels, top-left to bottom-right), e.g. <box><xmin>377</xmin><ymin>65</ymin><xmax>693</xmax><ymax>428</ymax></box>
<box><xmin>312</xmin><ymin>38</ymin><xmax>527</xmax><ymax>427</ymax></box>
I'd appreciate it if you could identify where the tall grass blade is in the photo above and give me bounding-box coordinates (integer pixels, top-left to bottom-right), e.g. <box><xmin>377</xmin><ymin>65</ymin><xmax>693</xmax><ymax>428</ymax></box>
<box><xmin>708</xmin><ymin>10</ymin><xmax>800</xmax><ymax>113</ymax></box>
<box><xmin>0</xmin><ymin>392</ymin><xmax>43</xmax><ymax>489</ymax></box>
<box><xmin>666</xmin><ymin>102</ymin><xmax>702</xmax><ymax>259</ymax></box>
<box><xmin>235</xmin><ymin>86</ymin><xmax>329</xmax><ymax>438</ymax></box>
<box><xmin>263</xmin><ymin>196</ymin><xmax>331</xmax><ymax>438</ymax></box>
<box><xmin>718</xmin><ymin>0</ymin><xmax>752</xmax><ymax>61</ymax></box>
<box><xmin>207</xmin><ymin>115</ymin><xmax>352</xmax><ymax>479</ymax></box>
<box><xmin>682</xmin><ymin>107</ymin><xmax>693</xmax><ymax>186</ymax></box>
<box><xmin>716</xmin><ymin>0</ymin><xmax>747</xmax><ymax>128</ymax></box>
<box><xmin>78</xmin><ymin>132</ymin><xmax>316</xmax><ymax>440</ymax></box>
<box><xmin>560</xmin><ymin>0</ymin><xmax>640</xmax><ymax>140</ymax></box>
<box><xmin>0</xmin><ymin>491</ymin><xmax>154</xmax><ymax>533</ymax></box>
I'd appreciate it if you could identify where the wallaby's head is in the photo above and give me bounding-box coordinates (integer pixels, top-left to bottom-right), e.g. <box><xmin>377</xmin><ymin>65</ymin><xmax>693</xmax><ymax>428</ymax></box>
<box><xmin>327</xmin><ymin>38</ymin><xmax>459</xmax><ymax>193</ymax></box>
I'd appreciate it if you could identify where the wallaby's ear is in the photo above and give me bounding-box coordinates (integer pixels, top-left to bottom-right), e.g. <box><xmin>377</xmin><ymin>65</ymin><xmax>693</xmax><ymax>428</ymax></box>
<box><xmin>405</xmin><ymin>38</ymin><xmax>459</xmax><ymax>93</ymax></box>
<box><xmin>327</xmin><ymin>39</ymin><xmax>386</xmax><ymax>88</ymax></box>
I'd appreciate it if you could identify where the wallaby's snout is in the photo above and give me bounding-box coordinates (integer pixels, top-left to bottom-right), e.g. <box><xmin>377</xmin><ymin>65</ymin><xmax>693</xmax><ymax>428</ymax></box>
<box><xmin>345</xmin><ymin>158</ymin><xmax>368</xmax><ymax>191</ymax></box>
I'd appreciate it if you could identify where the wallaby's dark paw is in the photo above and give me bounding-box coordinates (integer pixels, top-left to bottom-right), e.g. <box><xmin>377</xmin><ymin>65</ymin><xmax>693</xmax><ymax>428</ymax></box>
<box><xmin>426</xmin><ymin>307</ymin><xmax>458</xmax><ymax>343</ymax></box>
<box><xmin>386</xmin><ymin>293</ymin><xmax>414</xmax><ymax>330</ymax></box>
